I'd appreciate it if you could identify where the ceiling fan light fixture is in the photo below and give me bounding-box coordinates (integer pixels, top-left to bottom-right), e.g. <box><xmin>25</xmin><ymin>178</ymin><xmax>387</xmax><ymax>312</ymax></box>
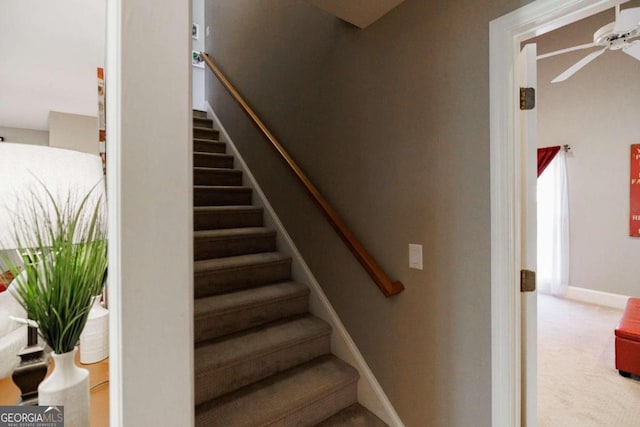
<box><xmin>541</xmin><ymin>5</ymin><xmax>640</xmax><ymax>83</ymax></box>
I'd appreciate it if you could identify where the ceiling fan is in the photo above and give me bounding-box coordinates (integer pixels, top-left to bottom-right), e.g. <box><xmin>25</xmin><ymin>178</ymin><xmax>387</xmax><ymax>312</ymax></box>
<box><xmin>537</xmin><ymin>4</ymin><xmax>640</xmax><ymax>83</ymax></box>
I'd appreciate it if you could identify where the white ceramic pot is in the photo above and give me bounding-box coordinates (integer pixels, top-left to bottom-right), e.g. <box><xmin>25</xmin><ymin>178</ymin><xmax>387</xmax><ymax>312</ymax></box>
<box><xmin>38</xmin><ymin>347</ymin><xmax>89</xmax><ymax>427</ymax></box>
<box><xmin>80</xmin><ymin>296</ymin><xmax>109</xmax><ymax>364</ymax></box>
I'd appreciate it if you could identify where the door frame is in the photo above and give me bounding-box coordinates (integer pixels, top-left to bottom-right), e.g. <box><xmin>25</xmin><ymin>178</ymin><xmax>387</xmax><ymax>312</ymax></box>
<box><xmin>106</xmin><ymin>0</ymin><xmax>194</xmax><ymax>425</ymax></box>
<box><xmin>489</xmin><ymin>1</ymin><xmax>619</xmax><ymax>425</ymax></box>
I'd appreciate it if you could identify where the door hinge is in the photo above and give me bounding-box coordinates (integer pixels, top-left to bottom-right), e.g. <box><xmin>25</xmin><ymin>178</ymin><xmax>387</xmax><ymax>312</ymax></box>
<box><xmin>520</xmin><ymin>269</ymin><xmax>536</xmax><ymax>292</ymax></box>
<box><xmin>520</xmin><ymin>87</ymin><xmax>535</xmax><ymax>110</ymax></box>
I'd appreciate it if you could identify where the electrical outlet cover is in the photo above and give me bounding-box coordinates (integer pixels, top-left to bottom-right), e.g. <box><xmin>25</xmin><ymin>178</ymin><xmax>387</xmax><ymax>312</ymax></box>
<box><xmin>409</xmin><ymin>244</ymin><xmax>423</xmax><ymax>270</ymax></box>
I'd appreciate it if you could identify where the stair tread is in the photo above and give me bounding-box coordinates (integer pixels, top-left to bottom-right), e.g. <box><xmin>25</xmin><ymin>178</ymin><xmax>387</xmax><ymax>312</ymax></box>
<box><xmin>193</xmin><ymin>205</ymin><xmax>261</xmax><ymax>212</ymax></box>
<box><xmin>193</xmin><ymin>206</ymin><xmax>264</xmax><ymax>230</ymax></box>
<box><xmin>193</xmin><ymin>166</ymin><xmax>240</xmax><ymax>173</ymax></box>
<box><xmin>194</xmin><ymin>281</ymin><xmax>308</xmax><ymax>316</ymax></box>
<box><xmin>194</xmin><ymin>281</ymin><xmax>309</xmax><ymax>343</ymax></box>
<box><xmin>193</xmin><ymin>138</ymin><xmax>223</xmax><ymax>143</ymax></box>
<box><xmin>195</xmin><ymin>315</ymin><xmax>330</xmax><ymax>369</ymax></box>
<box><xmin>194</xmin><ymin>252</ymin><xmax>289</xmax><ymax>272</ymax></box>
<box><xmin>196</xmin><ymin>355</ymin><xmax>358</xmax><ymax>425</ymax></box>
<box><xmin>194</xmin><ymin>227</ymin><xmax>275</xmax><ymax>239</ymax></box>
<box><xmin>193</xmin><ymin>125</ymin><xmax>217</xmax><ymax>131</ymax></box>
<box><xmin>193</xmin><ymin>185</ymin><xmax>250</xmax><ymax>191</ymax></box>
<box><xmin>316</xmin><ymin>403</ymin><xmax>388</xmax><ymax>427</ymax></box>
<box><xmin>194</xmin><ymin>152</ymin><xmax>233</xmax><ymax>158</ymax></box>
<box><xmin>194</xmin><ymin>316</ymin><xmax>331</xmax><ymax>403</ymax></box>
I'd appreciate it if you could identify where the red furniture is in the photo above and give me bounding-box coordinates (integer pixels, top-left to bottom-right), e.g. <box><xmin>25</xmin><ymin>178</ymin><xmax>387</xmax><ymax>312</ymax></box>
<box><xmin>615</xmin><ymin>298</ymin><xmax>640</xmax><ymax>378</ymax></box>
<box><xmin>0</xmin><ymin>270</ymin><xmax>12</xmax><ymax>293</ymax></box>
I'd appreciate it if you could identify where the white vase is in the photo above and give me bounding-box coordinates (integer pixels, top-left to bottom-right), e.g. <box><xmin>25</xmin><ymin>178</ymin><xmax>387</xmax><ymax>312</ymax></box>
<box><xmin>38</xmin><ymin>347</ymin><xmax>90</xmax><ymax>427</ymax></box>
<box><xmin>80</xmin><ymin>296</ymin><xmax>109</xmax><ymax>364</ymax></box>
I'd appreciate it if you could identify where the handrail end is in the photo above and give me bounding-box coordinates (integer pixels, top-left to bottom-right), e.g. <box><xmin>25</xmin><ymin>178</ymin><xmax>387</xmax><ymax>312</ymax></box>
<box><xmin>382</xmin><ymin>280</ymin><xmax>405</xmax><ymax>298</ymax></box>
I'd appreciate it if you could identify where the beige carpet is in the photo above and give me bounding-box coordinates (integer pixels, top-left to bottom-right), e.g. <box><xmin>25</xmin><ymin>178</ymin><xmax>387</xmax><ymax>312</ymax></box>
<box><xmin>538</xmin><ymin>294</ymin><xmax>640</xmax><ymax>426</ymax></box>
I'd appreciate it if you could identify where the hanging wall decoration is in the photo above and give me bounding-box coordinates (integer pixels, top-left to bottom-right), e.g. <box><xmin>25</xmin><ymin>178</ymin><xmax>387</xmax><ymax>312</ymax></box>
<box><xmin>630</xmin><ymin>144</ymin><xmax>640</xmax><ymax>237</ymax></box>
<box><xmin>192</xmin><ymin>50</ymin><xmax>204</xmax><ymax>68</ymax></box>
<box><xmin>98</xmin><ymin>67</ymin><xmax>106</xmax><ymax>175</ymax></box>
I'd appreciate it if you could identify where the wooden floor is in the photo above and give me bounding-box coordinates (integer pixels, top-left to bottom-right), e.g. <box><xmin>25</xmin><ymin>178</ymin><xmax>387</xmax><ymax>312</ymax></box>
<box><xmin>0</xmin><ymin>354</ymin><xmax>109</xmax><ymax>427</ymax></box>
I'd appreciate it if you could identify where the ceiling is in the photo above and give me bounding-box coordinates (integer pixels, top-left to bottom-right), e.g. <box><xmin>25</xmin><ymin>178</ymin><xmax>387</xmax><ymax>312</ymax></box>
<box><xmin>0</xmin><ymin>0</ymin><xmax>105</xmax><ymax>131</ymax></box>
<box><xmin>304</xmin><ymin>0</ymin><xmax>405</xmax><ymax>29</ymax></box>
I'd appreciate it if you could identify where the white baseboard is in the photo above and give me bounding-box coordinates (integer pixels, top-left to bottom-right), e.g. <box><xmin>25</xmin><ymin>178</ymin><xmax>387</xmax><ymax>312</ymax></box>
<box><xmin>205</xmin><ymin>101</ymin><xmax>404</xmax><ymax>427</ymax></box>
<box><xmin>564</xmin><ymin>286</ymin><xmax>629</xmax><ymax>310</ymax></box>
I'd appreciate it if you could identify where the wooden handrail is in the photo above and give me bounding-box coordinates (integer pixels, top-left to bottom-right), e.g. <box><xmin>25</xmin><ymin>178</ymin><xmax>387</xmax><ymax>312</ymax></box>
<box><xmin>201</xmin><ymin>53</ymin><xmax>404</xmax><ymax>297</ymax></box>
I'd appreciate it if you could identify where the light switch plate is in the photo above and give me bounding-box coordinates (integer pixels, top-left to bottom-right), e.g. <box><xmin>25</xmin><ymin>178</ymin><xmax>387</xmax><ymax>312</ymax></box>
<box><xmin>409</xmin><ymin>244</ymin><xmax>423</xmax><ymax>270</ymax></box>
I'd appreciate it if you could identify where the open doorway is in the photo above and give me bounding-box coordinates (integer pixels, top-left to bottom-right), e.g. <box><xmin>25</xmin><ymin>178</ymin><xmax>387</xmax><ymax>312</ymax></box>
<box><xmin>530</xmin><ymin>4</ymin><xmax>640</xmax><ymax>425</ymax></box>
<box><xmin>490</xmin><ymin>1</ymin><xmax>637</xmax><ymax>426</ymax></box>
<box><xmin>0</xmin><ymin>1</ymin><xmax>108</xmax><ymax>423</ymax></box>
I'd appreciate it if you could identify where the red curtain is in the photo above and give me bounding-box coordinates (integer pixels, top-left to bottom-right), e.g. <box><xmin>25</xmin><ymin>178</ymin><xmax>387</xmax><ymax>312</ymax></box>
<box><xmin>538</xmin><ymin>146</ymin><xmax>561</xmax><ymax>178</ymax></box>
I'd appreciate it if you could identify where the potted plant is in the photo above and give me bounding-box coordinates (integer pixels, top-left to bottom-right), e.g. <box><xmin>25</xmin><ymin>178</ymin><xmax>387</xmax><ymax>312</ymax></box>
<box><xmin>2</xmin><ymin>183</ymin><xmax>107</xmax><ymax>426</ymax></box>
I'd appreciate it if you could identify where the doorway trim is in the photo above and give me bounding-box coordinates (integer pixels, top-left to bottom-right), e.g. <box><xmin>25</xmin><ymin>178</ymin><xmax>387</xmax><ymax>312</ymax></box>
<box><xmin>490</xmin><ymin>1</ymin><xmax>619</xmax><ymax>425</ymax></box>
<box><xmin>106</xmin><ymin>0</ymin><xmax>194</xmax><ymax>425</ymax></box>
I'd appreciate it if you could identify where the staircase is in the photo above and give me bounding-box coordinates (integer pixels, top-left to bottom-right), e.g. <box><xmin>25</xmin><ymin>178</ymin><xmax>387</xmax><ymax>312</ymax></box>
<box><xmin>192</xmin><ymin>110</ymin><xmax>388</xmax><ymax>426</ymax></box>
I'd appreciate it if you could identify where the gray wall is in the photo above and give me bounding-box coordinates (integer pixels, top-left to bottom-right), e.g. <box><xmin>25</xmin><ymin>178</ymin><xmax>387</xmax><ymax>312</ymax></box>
<box><xmin>533</xmin><ymin>4</ymin><xmax>640</xmax><ymax>297</ymax></box>
<box><xmin>205</xmin><ymin>1</ymin><xmax>531</xmax><ymax>426</ymax></box>
<box><xmin>0</xmin><ymin>126</ymin><xmax>48</xmax><ymax>146</ymax></box>
<box><xmin>49</xmin><ymin>111</ymin><xmax>99</xmax><ymax>155</ymax></box>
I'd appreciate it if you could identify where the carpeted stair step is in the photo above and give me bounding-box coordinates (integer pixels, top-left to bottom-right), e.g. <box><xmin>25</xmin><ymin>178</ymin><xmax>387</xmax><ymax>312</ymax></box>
<box><xmin>195</xmin><ymin>355</ymin><xmax>359</xmax><ymax>427</ymax></box>
<box><xmin>195</xmin><ymin>315</ymin><xmax>332</xmax><ymax>404</ymax></box>
<box><xmin>194</xmin><ymin>186</ymin><xmax>252</xmax><ymax>206</ymax></box>
<box><xmin>194</xmin><ymin>281</ymin><xmax>309</xmax><ymax>343</ymax></box>
<box><xmin>194</xmin><ymin>252</ymin><xmax>292</xmax><ymax>298</ymax></box>
<box><xmin>194</xmin><ymin>227</ymin><xmax>276</xmax><ymax>260</ymax></box>
<box><xmin>194</xmin><ymin>116</ymin><xmax>214</xmax><ymax>128</ymax></box>
<box><xmin>194</xmin><ymin>152</ymin><xmax>234</xmax><ymax>169</ymax></box>
<box><xmin>194</xmin><ymin>126</ymin><xmax>220</xmax><ymax>140</ymax></box>
<box><xmin>194</xmin><ymin>206</ymin><xmax>264</xmax><ymax>230</ymax></box>
<box><xmin>193</xmin><ymin>110</ymin><xmax>208</xmax><ymax>119</ymax></box>
<box><xmin>194</xmin><ymin>139</ymin><xmax>226</xmax><ymax>154</ymax></box>
<box><xmin>194</xmin><ymin>167</ymin><xmax>242</xmax><ymax>186</ymax></box>
<box><xmin>316</xmin><ymin>403</ymin><xmax>388</xmax><ymax>426</ymax></box>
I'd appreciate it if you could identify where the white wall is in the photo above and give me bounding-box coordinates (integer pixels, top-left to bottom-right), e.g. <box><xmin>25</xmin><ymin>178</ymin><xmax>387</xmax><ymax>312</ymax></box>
<box><xmin>0</xmin><ymin>126</ymin><xmax>49</xmax><ymax>146</ymax></box>
<box><xmin>534</xmin><ymin>5</ymin><xmax>640</xmax><ymax>297</ymax></box>
<box><xmin>106</xmin><ymin>0</ymin><xmax>193</xmax><ymax>425</ymax></box>
<box><xmin>48</xmin><ymin>111</ymin><xmax>99</xmax><ymax>155</ymax></box>
<box><xmin>192</xmin><ymin>0</ymin><xmax>206</xmax><ymax>111</ymax></box>
<box><xmin>193</xmin><ymin>68</ymin><xmax>206</xmax><ymax>111</ymax></box>
<box><xmin>192</xmin><ymin>0</ymin><xmax>205</xmax><ymax>53</ymax></box>
<box><xmin>0</xmin><ymin>0</ymin><xmax>104</xmax><ymax>131</ymax></box>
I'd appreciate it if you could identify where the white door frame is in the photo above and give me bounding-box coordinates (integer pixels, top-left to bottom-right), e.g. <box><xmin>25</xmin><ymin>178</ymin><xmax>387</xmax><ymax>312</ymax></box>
<box><xmin>490</xmin><ymin>1</ymin><xmax>619</xmax><ymax>426</ymax></box>
<box><xmin>106</xmin><ymin>0</ymin><xmax>194</xmax><ymax>425</ymax></box>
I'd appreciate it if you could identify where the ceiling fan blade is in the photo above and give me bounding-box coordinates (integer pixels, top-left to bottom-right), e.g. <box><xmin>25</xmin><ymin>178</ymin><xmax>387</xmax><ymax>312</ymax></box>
<box><xmin>537</xmin><ymin>42</ymin><xmax>597</xmax><ymax>60</ymax></box>
<box><xmin>615</xmin><ymin>7</ymin><xmax>640</xmax><ymax>32</ymax></box>
<box><xmin>623</xmin><ymin>41</ymin><xmax>640</xmax><ymax>60</ymax></box>
<box><xmin>551</xmin><ymin>48</ymin><xmax>607</xmax><ymax>83</ymax></box>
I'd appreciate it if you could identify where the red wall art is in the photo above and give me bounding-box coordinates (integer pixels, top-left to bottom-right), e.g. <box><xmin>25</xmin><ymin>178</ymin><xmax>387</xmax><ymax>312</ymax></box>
<box><xmin>630</xmin><ymin>144</ymin><xmax>640</xmax><ymax>237</ymax></box>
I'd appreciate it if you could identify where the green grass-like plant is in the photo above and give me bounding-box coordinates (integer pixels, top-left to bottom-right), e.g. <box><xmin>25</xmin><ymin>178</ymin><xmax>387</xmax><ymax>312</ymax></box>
<box><xmin>1</xmin><ymin>183</ymin><xmax>107</xmax><ymax>354</ymax></box>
